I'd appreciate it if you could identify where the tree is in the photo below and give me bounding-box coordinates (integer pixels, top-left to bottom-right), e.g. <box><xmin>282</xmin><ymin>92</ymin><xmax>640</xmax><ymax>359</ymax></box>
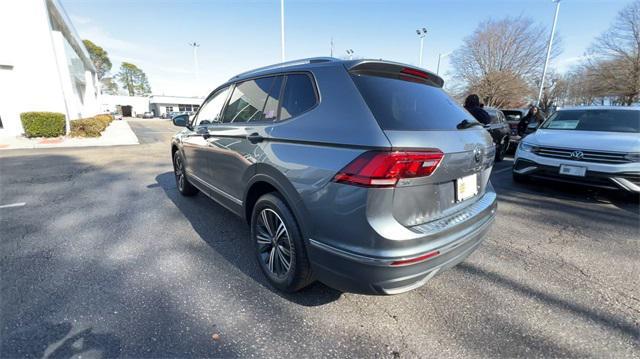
<box><xmin>100</xmin><ymin>77</ymin><xmax>119</xmax><ymax>95</ymax></box>
<box><xmin>116</xmin><ymin>62</ymin><xmax>151</xmax><ymax>96</ymax></box>
<box><xmin>83</xmin><ymin>39</ymin><xmax>112</xmax><ymax>80</ymax></box>
<box><xmin>585</xmin><ymin>0</ymin><xmax>640</xmax><ymax>105</ymax></box>
<box><xmin>450</xmin><ymin>16</ymin><xmax>561</xmax><ymax>107</ymax></box>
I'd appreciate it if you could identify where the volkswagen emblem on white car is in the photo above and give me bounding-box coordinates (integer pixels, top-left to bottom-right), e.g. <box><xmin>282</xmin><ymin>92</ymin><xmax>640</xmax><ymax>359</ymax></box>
<box><xmin>570</xmin><ymin>150</ymin><xmax>584</xmax><ymax>160</ymax></box>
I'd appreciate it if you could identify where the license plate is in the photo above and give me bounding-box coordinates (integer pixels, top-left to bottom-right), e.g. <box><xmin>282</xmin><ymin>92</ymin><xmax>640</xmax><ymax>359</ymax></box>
<box><xmin>456</xmin><ymin>174</ymin><xmax>478</xmax><ymax>202</ymax></box>
<box><xmin>559</xmin><ymin>164</ymin><xmax>586</xmax><ymax>177</ymax></box>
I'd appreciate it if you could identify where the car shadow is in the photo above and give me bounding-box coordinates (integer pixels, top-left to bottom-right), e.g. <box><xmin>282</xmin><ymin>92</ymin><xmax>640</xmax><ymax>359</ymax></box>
<box><xmin>155</xmin><ymin>172</ymin><xmax>342</xmax><ymax>307</ymax></box>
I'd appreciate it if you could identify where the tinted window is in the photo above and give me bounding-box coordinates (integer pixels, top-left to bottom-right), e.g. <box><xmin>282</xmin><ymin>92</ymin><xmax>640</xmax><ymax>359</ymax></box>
<box><xmin>541</xmin><ymin>110</ymin><xmax>640</xmax><ymax>133</ymax></box>
<box><xmin>194</xmin><ymin>86</ymin><xmax>230</xmax><ymax>126</ymax></box>
<box><xmin>261</xmin><ymin>76</ymin><xmax>283</xmax><ymax>121</ymax></box>
<box><xmin>280</xmin><ymin>74</ymin><xmax>317</xmax><ymax>121</ymax></box>
<box><xmin>223</xmin><ymin>77</ymin><xmax>279</xmax><ymax>123</ymax></box>
<box><xmin>503</xmin><ymin>110</ymin><xmax>523</xmax><ymax>122</ymax></box>
<box><xmin>351</xmin><ymin>74</ymin><xmax>471</xmax><ymax>130</ymax></box>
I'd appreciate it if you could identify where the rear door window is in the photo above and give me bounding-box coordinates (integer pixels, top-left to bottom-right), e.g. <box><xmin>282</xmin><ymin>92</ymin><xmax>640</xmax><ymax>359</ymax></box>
<box><xmin>351</xmin><ymin>74</ymin><xmax>471</xmax><ymax>130</ymax></box>
<box><xmin>280</xmin><ymin>74</ymin><xmax>317</xmax><ymax>121</ymax></box>
<box><xmin>222</xmin><ymin>76</ymin><xmax>281</xmax><ymax>123</ymax></box>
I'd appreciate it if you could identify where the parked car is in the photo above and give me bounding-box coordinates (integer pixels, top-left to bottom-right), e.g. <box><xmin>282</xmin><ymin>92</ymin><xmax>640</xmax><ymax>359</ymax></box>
<box><xmin>502</xmin><ymin>108</ymin><xmax>527</xmax><ymax>148</ymax></box>
<box><xmin>483</xmin><ymin>107</ymin><xmax>511</xmax><ymax>161</ymax></box>
<box><xmin>170</xmin><ymin>58</ymin><xmax>497</xmax><ymax>295</ymax></box>
<box><xmin>513</xmin><ymin>106</ymin><xmax>640</xmax><ymax>193</ymax></box>
<box><xmin>143</xmin><ymin>111</ymin><xmax>154</xmax><ymax>119</ymax></box>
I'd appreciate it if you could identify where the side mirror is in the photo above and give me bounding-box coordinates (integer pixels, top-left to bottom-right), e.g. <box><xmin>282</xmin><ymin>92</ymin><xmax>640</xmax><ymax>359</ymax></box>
<box><xmin>172</xmin><ymin>114</ymin><xmax>189</xmax><ymax>127</ymax></box>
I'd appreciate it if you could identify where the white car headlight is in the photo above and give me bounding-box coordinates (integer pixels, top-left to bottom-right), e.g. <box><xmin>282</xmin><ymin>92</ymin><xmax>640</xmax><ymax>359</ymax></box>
<box><xmin>519</xmin><ymin>141</ymin><xmax>535</xmax><ymax>152</ymax></box>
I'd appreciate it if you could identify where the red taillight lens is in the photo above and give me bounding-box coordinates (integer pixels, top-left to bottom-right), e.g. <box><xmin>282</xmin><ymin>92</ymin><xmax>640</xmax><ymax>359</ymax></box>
<box><xmin>333</xmin><ymin>150</ymin><xmax>443</xmax><ymax>187</ymax></box>
<box><xmin>400</xmin><ymin>67</ymin><xmax>429</xmax><ymax>79</ymax></box>
<box><xmin>390</xmin><ymin>250</ymin><xmax>440</xmax><ymax>266</ymax></box>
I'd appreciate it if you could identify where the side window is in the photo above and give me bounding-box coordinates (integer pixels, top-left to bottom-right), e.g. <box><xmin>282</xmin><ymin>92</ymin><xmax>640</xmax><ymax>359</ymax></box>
<box><xmin>194</xmin><ymin>87</ymin><xmax>230</xmax><ymax>126</ymax></box>
<box><xmin>222</xmin><ymin>76</ymin><xmax>281</xmax><ymax>123</ymax></box>
<box><xmin>280</xmin><ymin>74</ymin><xmax>317</xmax><ymax>121</ymax></box>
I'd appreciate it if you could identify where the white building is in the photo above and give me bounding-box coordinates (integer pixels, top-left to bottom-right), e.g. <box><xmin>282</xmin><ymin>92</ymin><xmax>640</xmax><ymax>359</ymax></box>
<box><xmin>100</xmin><ymin>95</ymin><xmax>204</xmax><ymax>118</ymax></box>
<box><xmin>150</xmin><ymin>96</ymin><xmax>203</xmax><ymax>117</ymax></box>
<box><xmin>0</xmin><ymin>0</ymin><xmax>100</xmax><ymax>136</ymax></box>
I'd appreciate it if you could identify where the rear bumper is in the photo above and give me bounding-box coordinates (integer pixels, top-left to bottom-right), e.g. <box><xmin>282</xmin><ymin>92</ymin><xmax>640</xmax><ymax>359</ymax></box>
<box><xmin>307</xmin><ymin>190</ymin><xmax>497</xmax><ymax>295</ymax></box>
<box><xmin>513</xmin><ymin>151</ymin><xmax>640</xmax><ymax>193</ymax></box>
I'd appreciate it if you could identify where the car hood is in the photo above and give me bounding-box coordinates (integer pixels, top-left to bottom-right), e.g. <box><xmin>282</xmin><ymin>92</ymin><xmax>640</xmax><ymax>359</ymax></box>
<box><xmin>526</xmin><ymin>129</ymin><xmax>640</xmax><ymax>152</ymax></box>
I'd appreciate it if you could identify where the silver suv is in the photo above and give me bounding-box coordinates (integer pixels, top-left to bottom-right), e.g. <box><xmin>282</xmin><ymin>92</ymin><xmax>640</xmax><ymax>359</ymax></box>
<box><xmin>170</xmin><ymin>58</ymin><xmax>497</xmax><ymax>295</ymax></box>
<box><xmin>513</xmin><ymin>106</ymin><xmax>640</xmax><ymax>193</ymax></box>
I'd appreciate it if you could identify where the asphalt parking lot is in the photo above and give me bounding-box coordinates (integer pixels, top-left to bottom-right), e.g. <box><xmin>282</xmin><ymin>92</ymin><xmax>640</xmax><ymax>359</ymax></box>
<box><xmin>1</xmin><ymin>119</ymin><xmax>638</xmax><ymax>358</ymax></box>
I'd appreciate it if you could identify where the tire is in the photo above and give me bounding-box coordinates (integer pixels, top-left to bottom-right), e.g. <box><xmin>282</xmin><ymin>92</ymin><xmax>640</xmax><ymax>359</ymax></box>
<box><xmin>495</xmin><ymin>137</ymin><xmax>507</xmax><ymax>162</ymax></box>
<box><xmin>173</xmin><ymin>151</ymin><xmax>199</xmax><ymax>196</ymax></box>
<box><xmin>251</xmin><ymin>193</ymin><xmax>313</xmax><ymax>292</ymax></box>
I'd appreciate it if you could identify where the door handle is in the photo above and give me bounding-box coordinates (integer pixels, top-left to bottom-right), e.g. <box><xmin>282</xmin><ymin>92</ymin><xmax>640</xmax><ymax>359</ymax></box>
<box><xmin>247</xmin><ymin>133</ymin><xmax>264</xmax><ymax>144</ymax></box>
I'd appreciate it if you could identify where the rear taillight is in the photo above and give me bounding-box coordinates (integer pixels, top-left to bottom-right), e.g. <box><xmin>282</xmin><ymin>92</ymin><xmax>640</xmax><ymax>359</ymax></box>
<box><xmin>333</xmin><ymin>150</ymin><xmax>443</xmax><ymax>188</ymax></box>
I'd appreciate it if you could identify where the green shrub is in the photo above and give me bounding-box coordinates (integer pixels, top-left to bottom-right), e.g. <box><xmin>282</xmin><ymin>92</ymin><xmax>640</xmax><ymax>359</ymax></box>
<box><xmin>20</xmin><ymin>112</ymin><xmax>66</xmax><ymax>138</ymax></box>
<box><xmin>70</xmin><ymin>115</ymin><xmax>113</xmax><ymax>137</ymax></box>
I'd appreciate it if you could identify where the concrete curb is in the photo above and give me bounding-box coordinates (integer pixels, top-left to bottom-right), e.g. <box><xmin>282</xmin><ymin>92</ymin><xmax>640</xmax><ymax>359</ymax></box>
<box><xmin>0</xmin><ymin>120</ymin><xmax>140</xmax><ymax>150</ymax></box>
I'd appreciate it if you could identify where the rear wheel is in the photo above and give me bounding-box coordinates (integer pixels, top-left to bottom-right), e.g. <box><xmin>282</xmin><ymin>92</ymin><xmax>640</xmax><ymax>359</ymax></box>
<box><xmin>251</xmin><ymin>193</ymin><xmax>313</xmax><ymax>292</ymax></box>
<box><xmin>495</xmin><ymin>137</ymin><xmax>508</xmax><ymax>162</ymax></box>
<box><xmin>173</xmin><ymin>151</ymin><xmax>198</xmax><ymax>196</ymax></box>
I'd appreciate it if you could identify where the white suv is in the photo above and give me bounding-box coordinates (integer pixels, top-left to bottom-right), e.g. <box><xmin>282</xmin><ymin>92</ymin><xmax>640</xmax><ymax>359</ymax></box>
<box><xmin>513</xmin><ymin>106</ymin><xmax>640</xmax><ymax>193</ymax></box>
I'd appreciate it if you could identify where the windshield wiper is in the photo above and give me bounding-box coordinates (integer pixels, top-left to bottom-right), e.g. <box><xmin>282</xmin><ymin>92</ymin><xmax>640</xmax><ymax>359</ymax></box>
<box><xmin>457</xmin><ymin>119</ymin><xmax>483</xmax><ymax>129</ymax></box>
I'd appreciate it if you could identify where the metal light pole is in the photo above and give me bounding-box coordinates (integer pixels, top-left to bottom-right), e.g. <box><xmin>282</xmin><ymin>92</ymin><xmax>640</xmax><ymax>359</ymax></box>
<box><xmin>346</xmin><ymin>49</ymin><xmax>354</xmax><ymax>60</ymax></box>
<box><xmin>537</xmin><ymin>0</ymin><xmax>561</xmax><ymax>105</ymax></box>
<box><xmin>330</xmin><ymin>37</ymin><xmax>334</xmax><ymax>57</ymax></box>
<box><xmin>436</xmin><ymin>52</ymin><xmax>451</xmax><ymax>75</ymax></box>
<box><xmin>280</xmin><ymin>0</ymin><xmax>285</xmax><ymax>62</ymax></box>
<box><xmin>416</xmin><ymin>28</ymin><xmax>427</xmax><ymax>67</ymax></box>
<box><xmin>189</xmin><ymin>42</ymin><xmax>200</xmax><ymax>78</ymax></box>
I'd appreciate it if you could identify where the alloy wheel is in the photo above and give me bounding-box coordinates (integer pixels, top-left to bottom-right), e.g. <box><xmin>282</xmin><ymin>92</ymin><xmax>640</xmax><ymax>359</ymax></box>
<box><xmin>256</xmin><ymin>208</ymin><xmax>293</xmax><ymax>277</ymax></box>
<box><xmin>174</xmin><ymin>155</ymin><xmax>185</xmax><ymax>191</ymax></box>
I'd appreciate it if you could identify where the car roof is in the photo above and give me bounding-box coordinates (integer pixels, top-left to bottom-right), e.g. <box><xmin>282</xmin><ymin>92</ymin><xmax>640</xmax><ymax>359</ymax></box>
<box><xmin>227</xmin><ymin>57</ymin><xmax>442</xmax><ymax>84</ymax></box>
<box><xmin>557</xmin><ymin>106</ymin><xmax>639</xmax><ymax>111</ymax></box>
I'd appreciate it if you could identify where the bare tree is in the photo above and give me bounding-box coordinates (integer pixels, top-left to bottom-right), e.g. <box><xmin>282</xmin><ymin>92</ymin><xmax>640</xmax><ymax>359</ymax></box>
<box><xmin>450</xmin><ymin>16</ymin><xmax>561</xmax><ymax>107</ymax></box>
<box><xmin>586</xmin><ymin>0</ymin><xmax>640</xmax><ymax>105</ymax></box>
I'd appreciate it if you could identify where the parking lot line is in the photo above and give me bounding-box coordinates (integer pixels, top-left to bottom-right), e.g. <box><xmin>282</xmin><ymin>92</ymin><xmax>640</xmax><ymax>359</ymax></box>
<box><xmin>0</xmin><ymin>202</ymin><xmax>26</xmax><ymax>209</ymax></box>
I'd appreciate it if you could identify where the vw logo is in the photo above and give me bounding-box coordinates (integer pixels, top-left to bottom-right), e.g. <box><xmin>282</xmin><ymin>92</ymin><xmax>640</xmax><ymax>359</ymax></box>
<box><xmin>473</xmin><ymin>148</ymin><xmax>482</xmax><ymax>163</ymax></box>
<box><xmin>570</xmin><ymin>151</ymin><xmax>584</xmax><ymax>160</ymax></box>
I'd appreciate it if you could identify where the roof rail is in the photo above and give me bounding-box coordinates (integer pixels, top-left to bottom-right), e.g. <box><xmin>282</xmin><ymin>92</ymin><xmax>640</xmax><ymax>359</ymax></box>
<box><xmin>230</xmin><ymin>57</ymin><xmax>339</xmax><ymax>81</ymax></box>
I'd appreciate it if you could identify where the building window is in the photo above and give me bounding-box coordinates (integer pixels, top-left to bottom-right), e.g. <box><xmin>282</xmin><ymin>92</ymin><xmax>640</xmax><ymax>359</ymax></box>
<box><xmin>193</xmin><ymin>105</ymin><xmax>200</xmax><ymax>112</ymax></box>
<box><xmin>166</xmin><ymin>106</ymin><xmax>173</xmax><ymax>112</ymax></box>
<box><xmin>178</xmin><ymin>104</ymin><xmax>193</xmax><ymax>112</ymax></box>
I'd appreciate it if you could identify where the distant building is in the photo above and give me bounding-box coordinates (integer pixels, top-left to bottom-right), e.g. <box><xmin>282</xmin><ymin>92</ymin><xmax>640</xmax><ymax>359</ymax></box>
<box><xmin>100</xmin><ymin>95</ymin><xmax>204</xmax><ymax>117</ymax></box>
<box><xmin>0</xmin><ymin>0</ymin><xmax>100</xmax><ymax>136</ymax></box>
<box><xmin>150</xmin><ymin>96</ymin><xmax>203</xmax><ymax>117</ymax></box>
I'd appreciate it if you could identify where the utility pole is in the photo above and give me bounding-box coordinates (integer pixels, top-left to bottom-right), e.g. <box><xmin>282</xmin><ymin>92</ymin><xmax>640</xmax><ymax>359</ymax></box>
<box><xmin>330</xmin><ymin>37</ymin><xmax>334</xmax><ymax>57</ymax></box>
<box><xmin>280</xmin><ymin>0</ymin><xmax>285</xmax><ymax>62</ymax></box>
<box><xmin>436</xmin><ymin>52</ymin><xmax>451</xmax><ymax>75</ymax></box>
<box><xmin>188</xmin><ymin>42</ymin><xmax>200</xmax><ymax>79</ymax></box>
<box><xmin>538</xmin><ymin>0</ymin><xmax>561</xmax><ymax>105</ymax></box>
<box><xmin>416</xmin><ymin>28</ymin><xmax>427</xmax><ymax>67</ymax></box>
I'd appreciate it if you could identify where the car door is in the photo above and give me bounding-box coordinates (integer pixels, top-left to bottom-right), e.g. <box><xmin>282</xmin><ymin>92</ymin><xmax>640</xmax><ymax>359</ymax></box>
<box><xmin>181</xmin><ymin>86</ymin><xmax>230</xmax><ymax>186</ymax></box>
<box><xmin>205</xmin><ymin>75</ymin><xmax>284</xmax><ymax>202</ymax></box>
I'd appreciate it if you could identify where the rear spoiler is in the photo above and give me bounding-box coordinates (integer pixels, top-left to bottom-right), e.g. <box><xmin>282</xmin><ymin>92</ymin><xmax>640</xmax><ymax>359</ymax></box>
<box><xmin>347</xmin><ymin>60</ymin><xmax>444</xmax><ymax>88</ymax></box>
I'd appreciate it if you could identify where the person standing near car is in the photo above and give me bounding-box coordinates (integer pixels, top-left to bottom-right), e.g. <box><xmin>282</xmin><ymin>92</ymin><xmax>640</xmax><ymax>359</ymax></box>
<box><xmin>518</xmin><ymin>105</ymin><xmax>544</xmax><ymax>136</ymax></box>
<box><xmin>464</xmin><ymin>94</ymin><xmax>491</xmax><ymax>125</ymax></box>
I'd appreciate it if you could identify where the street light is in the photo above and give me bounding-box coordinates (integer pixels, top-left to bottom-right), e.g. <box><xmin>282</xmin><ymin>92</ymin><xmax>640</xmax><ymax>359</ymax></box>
<box><xmin>188</xmin><ymin>42</ymin><xmax>200</xmax><ymax>78</ymax></box>
<box><xmin>537</xmin><ymin>0</ymin><xmax>561</xmax><ymax>105</ymax></box>
<box><xmin>436</xmin><ymin>51</ymin><xmax>451</xmax><ymax>75</ymax></box>
<box><xmin>280</xmin><ymin>0</ymin><xmax>285</xmax><ymax>62</ymax></box>
<box><xmin>416</xmin><ymin>27</ymin><xmax>427</xmax><ymax>67</ymax></box>
<box><xmin>346</xmin><ymin>49</ymin><xmax>354</xmax><ymax>60</ymax></box>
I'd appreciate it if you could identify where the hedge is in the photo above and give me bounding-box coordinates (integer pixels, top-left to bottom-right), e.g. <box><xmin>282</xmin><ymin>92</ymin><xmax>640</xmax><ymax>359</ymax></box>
<box><xmin>20</xmin><ymin>112</ymin><xmax>66</xmax><ymax>138</ymax></box>
<box><xmin>70</xmin><ymin>114</ymin><xmax>114</xmax><ymax>137</ymax></box>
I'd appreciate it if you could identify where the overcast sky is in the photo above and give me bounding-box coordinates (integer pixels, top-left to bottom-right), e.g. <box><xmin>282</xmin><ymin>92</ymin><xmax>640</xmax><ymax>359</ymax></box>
<box><xmin>61</xmin><ymin>0</ymin><xmax>630</xmax><ymax>97</ymax></box>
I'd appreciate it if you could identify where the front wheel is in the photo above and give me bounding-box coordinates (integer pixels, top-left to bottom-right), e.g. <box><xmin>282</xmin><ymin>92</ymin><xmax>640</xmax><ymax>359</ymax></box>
<box><xmin>251</xmin><ymin>193</ymin><xmax>313</xmax><ymax>292</ymax></box>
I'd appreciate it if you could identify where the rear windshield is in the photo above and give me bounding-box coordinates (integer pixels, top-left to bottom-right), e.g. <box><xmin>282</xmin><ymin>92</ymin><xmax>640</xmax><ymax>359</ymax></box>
<box><xmin>502</xmin><ymin>110</ymin><xmax>523</xmax><ymax>121</ymax></box>
<box><xmin>541</xmin><ymin>109</ymin><xmax>640</xmax><ymax>133</ymax></box>
<box><xmin>351</xmin><ymin>74</ymin><xmax>472</xmax><ymax>131</ymax></box>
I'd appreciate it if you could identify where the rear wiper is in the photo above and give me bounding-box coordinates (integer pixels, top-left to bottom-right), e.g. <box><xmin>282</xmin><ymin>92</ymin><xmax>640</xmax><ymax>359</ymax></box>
<box><xmin>457</xmin><ymin>119</ymin><xmax>483</xmax><ymax>129</ymax></box>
